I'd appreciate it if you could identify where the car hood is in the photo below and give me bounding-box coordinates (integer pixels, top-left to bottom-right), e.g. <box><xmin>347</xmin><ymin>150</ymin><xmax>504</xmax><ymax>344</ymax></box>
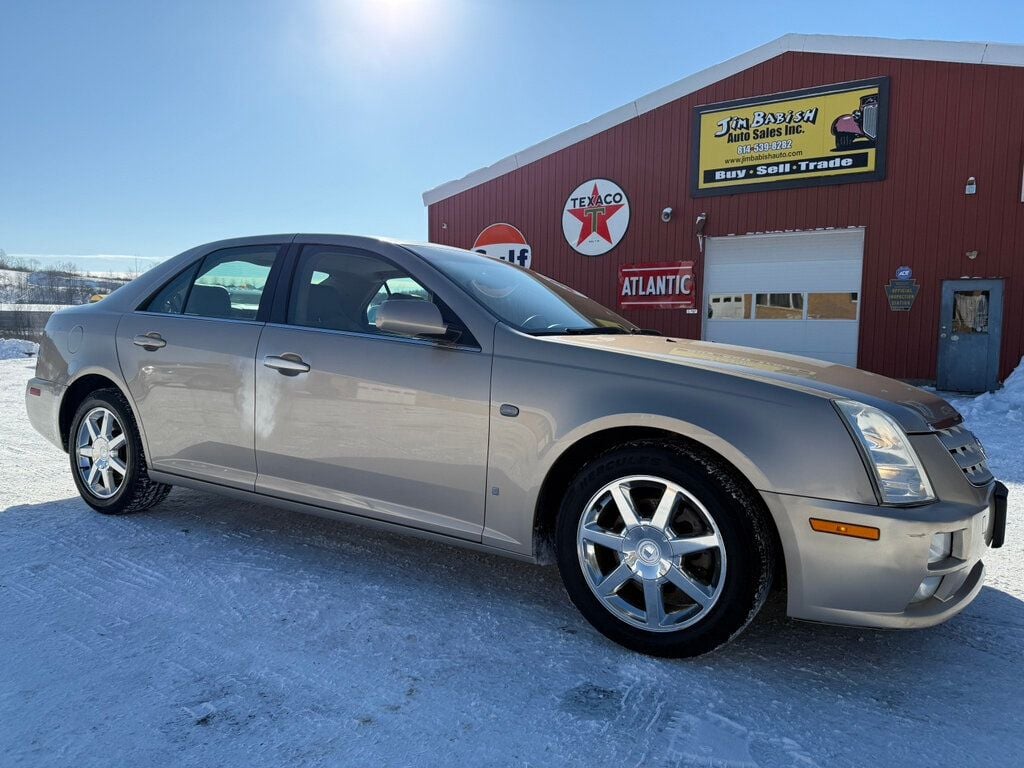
<box><xmin>543</xmin><ymin>334</ymin><xmax>958</xmax><ymax>433</ymax></box>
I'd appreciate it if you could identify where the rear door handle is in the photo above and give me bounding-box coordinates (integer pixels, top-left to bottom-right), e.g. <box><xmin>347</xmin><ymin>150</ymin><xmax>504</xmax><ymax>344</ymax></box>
<box><xmin>133</xmin><ymin>332</ymin><xmax>166</xmax><ymax>350</ymax></box>
<box><xmin>263</xmin><ymin>354</ymin><xmax>310</xmax><ymax>375</ymax></box>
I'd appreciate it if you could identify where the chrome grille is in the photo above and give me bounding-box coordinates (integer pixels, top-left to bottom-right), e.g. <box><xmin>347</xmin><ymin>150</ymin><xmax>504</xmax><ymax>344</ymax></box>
<box><xmin>936</xmin><ymin>424</ymin><xmax>992</xmax><ymax>486</ymax></box>
<box><xmin>861</xmin><ymin>103</ymin><xmax>879</xmax><ymax>138</ymax></box>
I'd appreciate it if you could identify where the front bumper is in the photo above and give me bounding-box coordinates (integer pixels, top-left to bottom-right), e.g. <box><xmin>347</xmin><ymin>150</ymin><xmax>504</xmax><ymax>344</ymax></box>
<box><xmin>763</xmin><ymin>482</ymin><xmax>1006</xmax><ymax>629</ymax></box>
<box><xmin>25</xmin><ymin>377</ymin><xmax>65</xmax><ymax>451</ymax></box>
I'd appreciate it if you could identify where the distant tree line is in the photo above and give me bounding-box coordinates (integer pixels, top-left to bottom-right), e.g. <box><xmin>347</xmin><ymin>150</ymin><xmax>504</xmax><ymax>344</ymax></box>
<box><xmin>1</xmin><ymin>248</ymin><xmax>133</xmax><ymax>339</ymax></box>
<box><xmin>1</xmin><ymin>249</ymin><xmax>82</xmax><ymax>277</ymax></box>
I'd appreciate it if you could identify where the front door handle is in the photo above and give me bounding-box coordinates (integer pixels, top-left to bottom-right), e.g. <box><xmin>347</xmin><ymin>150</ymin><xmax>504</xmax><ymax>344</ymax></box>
<box><xmin>263</xmin><ymin>354</ymin><xmax>310</xmax><ymax>375</ymax></box>
<box><xmin>133</xmin><ymin>332</ymin><xmax>166</xmax><ymax>350</ymax></box>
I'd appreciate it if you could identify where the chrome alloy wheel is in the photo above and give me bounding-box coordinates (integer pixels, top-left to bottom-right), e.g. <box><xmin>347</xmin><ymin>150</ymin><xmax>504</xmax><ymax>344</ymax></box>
<box><xmin>75</xmin><ymin>406</ymin><xmax>129</xmax><ymax>499</ymax></box>
<box><xmin>576</xmin><ymin>475</ymin><xmax>727</xmax><ymax>632</ymax></box>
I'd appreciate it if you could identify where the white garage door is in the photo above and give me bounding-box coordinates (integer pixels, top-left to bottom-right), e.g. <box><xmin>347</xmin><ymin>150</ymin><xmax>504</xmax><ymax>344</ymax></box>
<box><xmin>703</xmin><ymin>229</ymin><xmax>864</xmax><ymax>367</ymax></box>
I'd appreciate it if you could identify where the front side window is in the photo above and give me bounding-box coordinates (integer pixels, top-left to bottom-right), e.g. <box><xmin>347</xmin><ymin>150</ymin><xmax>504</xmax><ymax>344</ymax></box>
<box><xmin>408</xmin><ymin>244</ymin><xmax>637</xmax><ymax>335</ymax></box>
<box><xmin>287</xmin><ymin>246</ymin><xmax>471</xmax><ymax>343</ymax></box>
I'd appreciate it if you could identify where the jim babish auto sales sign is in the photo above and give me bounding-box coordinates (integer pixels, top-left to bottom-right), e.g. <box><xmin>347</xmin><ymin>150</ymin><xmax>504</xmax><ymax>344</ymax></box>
<box><xmin>692</xmin><ymin>77</ymin><xmax>889</xmax><ymax>196</ymax></box>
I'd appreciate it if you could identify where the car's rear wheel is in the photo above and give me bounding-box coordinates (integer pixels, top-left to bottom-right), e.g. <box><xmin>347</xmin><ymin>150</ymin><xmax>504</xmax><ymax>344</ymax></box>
<box><xmin>555</xmin><ymin>441</ymin><xmax>774</xmax><ymax>657</ymax></box>
<box><xmin>69</xmin><ymin>388</ymin><xmax>171</xmax><ymax>515</ymax></box>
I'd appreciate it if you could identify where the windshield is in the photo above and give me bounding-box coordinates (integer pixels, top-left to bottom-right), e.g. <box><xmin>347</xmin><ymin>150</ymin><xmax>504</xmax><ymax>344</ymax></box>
<box><xmin>408</xmin><ymin>244</ymin><xmax>638</xmax><ymax>335</ymax></box>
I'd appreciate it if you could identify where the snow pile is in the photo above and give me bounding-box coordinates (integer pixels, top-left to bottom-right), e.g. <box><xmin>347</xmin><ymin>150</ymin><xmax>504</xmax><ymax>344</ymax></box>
<box><xmin>949</xmin><ymin>358</ymin><xmax>1024</xmax><ymax>482</ymax></box>
<box><xmin>0</xmin><ymin>338</ymin><xmax>38</xmax><ymax>359</ymax></box>
<box><xmin>953</xmin><ymin>357</ymin><xmax>1024</xmax><ymax>423</ymax></box>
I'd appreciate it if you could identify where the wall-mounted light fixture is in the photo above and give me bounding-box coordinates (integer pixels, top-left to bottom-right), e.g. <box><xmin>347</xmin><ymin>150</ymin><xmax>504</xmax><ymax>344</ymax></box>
<box><xmin>695</xmin><ymin>212</ymin><xmax>708</xmax><ymax>253</ymax></box>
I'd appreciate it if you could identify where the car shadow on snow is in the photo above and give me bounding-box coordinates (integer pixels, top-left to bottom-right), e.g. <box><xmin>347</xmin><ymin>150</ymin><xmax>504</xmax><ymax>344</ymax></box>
<box><xmin>5</xmin><ymin>486</ymin><xmax>1024</xmax><ymax>755</ymax></box>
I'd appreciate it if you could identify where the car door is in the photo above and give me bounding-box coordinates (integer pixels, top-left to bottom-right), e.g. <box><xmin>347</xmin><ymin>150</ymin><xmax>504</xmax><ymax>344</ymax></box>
<box><xmin>116</xmin><ymin>242</ymin><xmax>285</xmax><ymax>490</ymax></box>
<box><xmin>253</xmin><ymin>240</ymin><xmax>493</xmax><ymax>540</ymax></box>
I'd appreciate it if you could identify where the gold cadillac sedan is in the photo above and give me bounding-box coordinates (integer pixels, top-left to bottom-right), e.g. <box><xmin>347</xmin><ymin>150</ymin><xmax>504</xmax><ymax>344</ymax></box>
<box><xmin>26</xmin><ymin>235</ymin><xmax>1007</xmax><ymax>656</ymax></box>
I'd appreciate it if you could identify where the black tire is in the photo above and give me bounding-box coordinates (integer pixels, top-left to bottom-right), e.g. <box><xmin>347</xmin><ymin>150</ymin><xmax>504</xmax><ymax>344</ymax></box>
<box><xmin>555</xmin><ymin>440</ymin><xmax>775</xmax><ymax>657</ymax></box>
<box><xmin>68</xmin><ymin>388</ymin><xmax>171</xmax><ymax>515</ymax></box>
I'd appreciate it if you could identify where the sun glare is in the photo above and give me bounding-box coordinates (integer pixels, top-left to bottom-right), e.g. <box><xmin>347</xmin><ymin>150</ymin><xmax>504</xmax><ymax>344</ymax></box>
<box><xmin>324</xmin><ymin>0</ymin><xmax>435</xmax><ymax>45</ymax></box>
<box><xmin>308</xmin><ymin>0</ymin><xmax>447</xmax><ymax>77</ymax></box>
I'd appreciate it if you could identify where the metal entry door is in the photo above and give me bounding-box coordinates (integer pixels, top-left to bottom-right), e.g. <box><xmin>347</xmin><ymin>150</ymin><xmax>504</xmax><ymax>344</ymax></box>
<box><xmin>937</xmin><ymin>279</ymin><xmax>1003</xmax><ymax>393</ymax></box>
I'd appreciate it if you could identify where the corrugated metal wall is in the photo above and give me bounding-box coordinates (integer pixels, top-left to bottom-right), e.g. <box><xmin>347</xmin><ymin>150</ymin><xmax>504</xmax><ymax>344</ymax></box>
<box><xmin>427</xmin><ymin>51</ymin><xmax>1024</xmax><ymax>381</ymax></box>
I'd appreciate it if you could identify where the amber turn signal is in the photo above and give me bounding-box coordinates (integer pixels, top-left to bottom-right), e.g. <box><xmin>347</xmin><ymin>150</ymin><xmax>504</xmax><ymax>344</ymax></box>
<box><xmin>809</xmin><ymin>518</ymin><xmax>880</xmax><ymax>541</ymax></box>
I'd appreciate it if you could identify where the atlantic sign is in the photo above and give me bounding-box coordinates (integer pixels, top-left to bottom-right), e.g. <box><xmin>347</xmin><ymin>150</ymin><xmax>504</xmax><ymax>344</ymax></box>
<box><xmin>618</xmin><ymin>261</ymin><xmax>695</xmax><ymax>310</ymax></box>
<box><xmin>692</xmin><ymin>78</ymin><xmax>889</xmax><ymax>196</ymax></box>
<box><xmin>562</xmin><ymin>179</ymin><xmax>630</xmax><ymax>256</ymax></box>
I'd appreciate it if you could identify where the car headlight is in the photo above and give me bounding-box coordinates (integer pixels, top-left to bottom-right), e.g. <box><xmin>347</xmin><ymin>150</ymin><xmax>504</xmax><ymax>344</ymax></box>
<box><xmin>835</xmin><ymin>400</ymin><xmax>935</xmax><ymax>505</ymax></box>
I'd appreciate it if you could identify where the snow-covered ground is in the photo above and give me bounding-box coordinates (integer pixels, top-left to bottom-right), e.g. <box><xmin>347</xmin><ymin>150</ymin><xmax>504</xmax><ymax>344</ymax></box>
<box><xmin>1</xmin><ymin>355</ymin><xmax>1022</xmax><ymax>768</ymax></box>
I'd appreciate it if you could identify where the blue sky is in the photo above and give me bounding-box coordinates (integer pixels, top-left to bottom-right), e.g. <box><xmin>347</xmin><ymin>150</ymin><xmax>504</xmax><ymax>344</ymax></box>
<box><xmin>2</xmin><ymin>0</ymin><xmax>1021</xmax><ymax>262</ymax></box>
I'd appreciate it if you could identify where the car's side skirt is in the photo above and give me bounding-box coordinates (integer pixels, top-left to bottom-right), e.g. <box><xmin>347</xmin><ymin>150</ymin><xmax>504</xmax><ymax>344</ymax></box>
<box><xmin>147</xmin><ymin>470</ymin><xmax>541</xmax><ymax>565</ymax></box>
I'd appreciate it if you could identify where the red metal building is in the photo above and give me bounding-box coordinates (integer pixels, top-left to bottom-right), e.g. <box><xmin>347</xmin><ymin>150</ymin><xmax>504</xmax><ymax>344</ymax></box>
<box><xmin>423</xmin><ymin>34</ymin><xmax>1024</xmax><ymax>393</ymax></box>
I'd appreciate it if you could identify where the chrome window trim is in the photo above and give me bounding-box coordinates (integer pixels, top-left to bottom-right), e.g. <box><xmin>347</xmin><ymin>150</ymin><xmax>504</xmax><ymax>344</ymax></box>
<box><xmin>263</xmin><ymin>321</ymin><xmax>482</xmax><ymax>354</ymax></box>
<box><xmin>131</xmin><ymin>310</ymin><xmax>266</xmax><ymax>327</ymax></box>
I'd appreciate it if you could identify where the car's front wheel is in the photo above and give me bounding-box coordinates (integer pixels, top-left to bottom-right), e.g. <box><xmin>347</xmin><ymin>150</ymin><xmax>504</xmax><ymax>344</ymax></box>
<box><xmin>68</xmin><ymin>388</ymin><xmax>171</xmax><ymax>515</ymax></box>
<box><xmin>555</xmin><ymin>441</ymin><xmax>775</xmax><ymax>657</ymax></box>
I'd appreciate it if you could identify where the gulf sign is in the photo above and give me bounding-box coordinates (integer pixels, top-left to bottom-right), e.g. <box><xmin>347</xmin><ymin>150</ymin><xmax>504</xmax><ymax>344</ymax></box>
<box><xmin>472</xmin><ymin>223</ymin><xmax>532</xmax><ymax>268</ymax></box>
<box><xmin>618</xmin><ymin>261</ymin><xmax>695</xmax><ymax>310</ymax></box>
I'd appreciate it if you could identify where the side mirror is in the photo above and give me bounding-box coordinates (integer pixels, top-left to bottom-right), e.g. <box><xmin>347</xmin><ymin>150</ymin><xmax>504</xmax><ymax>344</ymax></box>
<box><xmin>375</xmin><ymin>299</ymin><xmax>448</xmax><ymax>338</ymax></box>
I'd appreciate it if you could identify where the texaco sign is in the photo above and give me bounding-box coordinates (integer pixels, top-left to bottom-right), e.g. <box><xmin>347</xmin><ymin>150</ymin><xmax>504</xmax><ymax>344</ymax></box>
<box><xmin>562</xmin><ymin>179</ymin><xmax>630</xmax><ymax>256</ymax></box>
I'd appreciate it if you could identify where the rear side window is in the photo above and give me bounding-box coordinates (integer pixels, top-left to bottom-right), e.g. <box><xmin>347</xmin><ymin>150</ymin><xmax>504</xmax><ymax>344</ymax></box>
<box><xmin>142</xmin><ymin>246</ymin><xmax>279</xmax><ymax>319</ymax></box>
<box><xmin>142</xmin><ymin>264</ymin><xmax>198</xmax><ymax>314</ymax></box>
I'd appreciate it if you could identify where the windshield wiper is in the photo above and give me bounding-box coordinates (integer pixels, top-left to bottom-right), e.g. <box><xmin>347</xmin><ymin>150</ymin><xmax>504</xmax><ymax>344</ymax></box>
<box><xmin>532</xmin><ymin>326</ymin><xmax>631</xmax><ymax>336</ymax></box>
<box><xmin>631</xmin><ymin>328</ymin><xmax>663</xmax><ymax>336</ymax></box>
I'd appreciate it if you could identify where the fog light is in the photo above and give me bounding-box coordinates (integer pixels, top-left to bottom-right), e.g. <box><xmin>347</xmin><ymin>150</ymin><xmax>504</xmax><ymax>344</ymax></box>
<box><xmin>928</xmin><ymin>533</ymin><xmax>952</xmax><ymax>563</ymax></box>
<box><xmin>911</xmin><ymin>575</ymin><xmax>942</xmax><ymax>603</ymax></box>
